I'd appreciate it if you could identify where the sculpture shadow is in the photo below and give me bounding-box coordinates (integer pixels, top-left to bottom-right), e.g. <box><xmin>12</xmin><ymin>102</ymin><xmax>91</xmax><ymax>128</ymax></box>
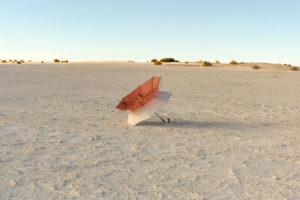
<box><xmin>138</xmin><ymin>119</ymin><xmax>256</xmax><ymax>130</ymax></box>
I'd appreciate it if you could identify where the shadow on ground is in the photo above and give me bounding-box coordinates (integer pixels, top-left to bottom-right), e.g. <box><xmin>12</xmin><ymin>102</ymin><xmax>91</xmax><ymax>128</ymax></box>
<box><xmin>138</xmin><ymin>119</ymin><xmax>256</xmax><ymax>130</ymax></box>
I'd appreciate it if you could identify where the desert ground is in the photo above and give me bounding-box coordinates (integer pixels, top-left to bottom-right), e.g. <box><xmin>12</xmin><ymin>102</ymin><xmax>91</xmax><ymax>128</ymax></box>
<box><xmin>0</xmin><ymin>62</ymin><xmax>299</xmax><ymax>200</ymax></box>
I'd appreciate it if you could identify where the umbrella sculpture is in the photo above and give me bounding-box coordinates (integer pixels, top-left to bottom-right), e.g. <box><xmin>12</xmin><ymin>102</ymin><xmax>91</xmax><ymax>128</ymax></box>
<box><xmin>116</xmin><ymin>76</ymin><xmax>172</xmax><ymax>125</ymax></box>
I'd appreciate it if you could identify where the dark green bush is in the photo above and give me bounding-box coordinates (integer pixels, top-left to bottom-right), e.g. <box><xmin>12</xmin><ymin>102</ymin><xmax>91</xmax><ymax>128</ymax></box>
<box><xmin>53</xmin><ymin>59</ymin><xmax>60</xmax><ymax>63</ymax></box>
<box><xmin>151</xmin><ymin>59</ymin><xmax>158</xmax><ymax>62</ymax></box>
<box><xmin>160</xmin><ymin>58</ymin><xmax>176</xmax><ymax>62</ymax></box>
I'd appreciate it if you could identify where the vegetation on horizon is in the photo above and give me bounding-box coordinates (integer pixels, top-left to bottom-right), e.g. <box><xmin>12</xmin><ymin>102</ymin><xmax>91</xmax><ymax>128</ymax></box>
<box><xmin>229</xmin><ymin>60</ymin><xmax>238</xmax><ymax>65</ymax></box>
<box><xmin>151</xmin><ymin>59</ymin><xmax>158</xmax><ymax>62</ymax></box>
<box><xmin>53</xmin><ymin>59</ymin><xmax>60</xmax><ymax>63</ymax></box>
<box><xmin>154</xmin><ymin>61</ymin><xmax>162</xmax><ymax>65</ymax></box>
<box><xmin>202</xmin><ymin>61</ymin><xmax>212</xmax><ymax>67</ymax></box>
<box><xmin>251</xmin><ymin>65</ymin><xmax>260</xmax><ymax>70</ymax></box>
<box><xmin>290</xmin><ymin>66</ymin><xmax>299</xmax><ymax>71</ymax></box>
<box><xmin>160</xmin><ymin>58</ymin><xmax>178</xmax><ymax>62</ymax></box>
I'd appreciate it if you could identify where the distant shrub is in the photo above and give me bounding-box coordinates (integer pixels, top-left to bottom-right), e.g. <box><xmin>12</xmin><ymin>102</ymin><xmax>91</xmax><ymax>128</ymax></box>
<box><xmin>160</xmin><ymin>58</ymin><xmax>176</xmax><ymax>62</ymax></box>
<box><xmin>185</xmin><ymin>61</ymin><xmax>189</xmax><ymax>64</ymax></box>
<box><xmin>290</xmin><ymin>66</ymin><xmax>299</xmax><ymax>71</ymax></box>
<box><xmin>251</xmin><ymin>65</ymin><xmax>260</xmax><ymax>70</ymax></box>
<box><xmin>202</xmin><ymin>61</ymin><xmax>212</xmax><ymax>67</ymax></box>
<box><xmin>151</xmin><ymin>59</ymin><xmax>158</xmax><ymax>62</ymax></box>
<box><xmin>61</xmin><ymin>60</ymin><xmax>69</xmax><ymax>63</ymax></box>
<box><xmin>1</xmin><ymin>60</ymin><xmax>7</xmax><ymax>63</ymax></box>
<box><xmin>154</xmin><ymin>61</ymin><xmax>162</xmax><ymax>65</ymax></box>
<box><xmin>9</xmin><ymin>59</ymin><xmax>13</xmax><ymax>63</ymax></box>
<box><xmin>20</xmin><ymin>60</ymin><xmax>24</xmax><ymax>63</ymax></box>
<box><xmin>28</xmin><ymin>60</ymin><xmax>32</xmax><ymax>62</ymax></box>
<box><xmin>215</xmin><ymin>60</ymin><xmax>220</xmax><ymax>64</ymax></box>
<box><xmin>17</xmin><ymin>61</ymin><xmax>21</xmax><ymax>64</ymax></box>
<box><xmin>175</xmin><ymin>60</ymin><xmax>180</xmax><ymax>62</ymax></box>
<box><xmin>14</xmin><ymin>59</ymin><xmax>18</xmax><ymax>63</ymax></box>
<box><xmin>53</xmin><ymin>59</ymin><xmax>60</xmax><ymax>63</ymax></box>
<box><xmin>229</xmin><ymin>60</ymin><xmax>238</xmax><ymax>65</ymax></box>
<box><xmin>41</xmin><ymin>61</ymin><xmax>44</xmax><ymax>64</ymax></box>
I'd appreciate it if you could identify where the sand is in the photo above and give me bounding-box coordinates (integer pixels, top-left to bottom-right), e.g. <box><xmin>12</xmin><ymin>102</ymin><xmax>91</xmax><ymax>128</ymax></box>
<box><xmin>0</xmin><ymin>62</ymin><xmax>299</xmax><ymax>199</ymax></box>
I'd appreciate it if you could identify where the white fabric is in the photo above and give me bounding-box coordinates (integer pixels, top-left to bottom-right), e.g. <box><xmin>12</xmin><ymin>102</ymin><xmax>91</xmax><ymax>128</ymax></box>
<box><xmin>127</xmin><ymin>91</ymin><xmax>172</xmax><ymax>126</ymax></box>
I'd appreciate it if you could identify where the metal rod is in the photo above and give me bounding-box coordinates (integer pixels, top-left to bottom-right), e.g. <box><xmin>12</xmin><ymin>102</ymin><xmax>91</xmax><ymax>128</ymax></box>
<box><xmin>155</xmin><ymin>112</ymin><xmax>170</xmax><ymax>123</ymax></box>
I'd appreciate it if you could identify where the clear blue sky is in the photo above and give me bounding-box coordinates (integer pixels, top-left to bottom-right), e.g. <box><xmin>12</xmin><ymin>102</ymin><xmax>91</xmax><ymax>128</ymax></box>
<box><xmin>1</xmin><ymin>0</ymin><xmax>300</xmax><ymax>65</ymax></box>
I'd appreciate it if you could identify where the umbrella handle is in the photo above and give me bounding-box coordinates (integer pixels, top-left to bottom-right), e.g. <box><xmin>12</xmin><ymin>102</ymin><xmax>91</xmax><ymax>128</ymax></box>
<box><xmin>155</xmin><ymin>112</ymin><xmax>170</xmax><ymax>123</ymax></box>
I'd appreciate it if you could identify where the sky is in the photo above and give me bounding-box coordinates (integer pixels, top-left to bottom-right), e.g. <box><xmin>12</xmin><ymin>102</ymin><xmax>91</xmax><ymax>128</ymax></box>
<box><xmin>1</xmin><ymin>0</ymin><xmax>300</xmax><ymax>65</ymax></box>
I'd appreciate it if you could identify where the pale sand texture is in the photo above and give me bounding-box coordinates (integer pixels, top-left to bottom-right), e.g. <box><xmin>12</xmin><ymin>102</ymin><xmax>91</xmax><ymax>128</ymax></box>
<box><xmin>0</xmin><ymin>62</ymin><xmax>299</xmax><ymax>199</ymax></box>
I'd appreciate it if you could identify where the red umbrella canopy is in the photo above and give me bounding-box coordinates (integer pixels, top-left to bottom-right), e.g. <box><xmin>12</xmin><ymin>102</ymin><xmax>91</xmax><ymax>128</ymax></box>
<box><xmin>116</xmin><ymin>76</ymin><xmax>161</xmax><ymax>111</ymax></box>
